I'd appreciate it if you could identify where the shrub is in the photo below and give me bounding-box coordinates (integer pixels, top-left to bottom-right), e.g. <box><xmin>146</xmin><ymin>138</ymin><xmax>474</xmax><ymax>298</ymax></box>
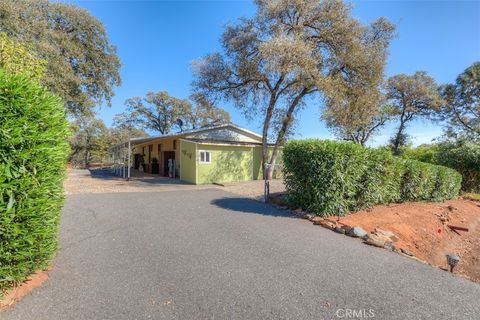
<box><xmin>402</xmin><ymin>141</ymin><xmax>480</xmax><ymax>193</ymax></box>
<box><xmin>0</xmin><ymin>33</ymin><xmax>46</xmax><ymax>80</ymax></box>
<box><xmin>436</xmin><ymin>140</ymin><xmax>480</xmax><ymax>193</ymax></box>
<box><xmin>283</xmin><ymin>140</ymin><xmax>462</xmax><ymax>216</ymax></box>
<box><xmin>0</xmin><ymin>69</ymin><xmax>69</xmax><ymax>292</ymax></box>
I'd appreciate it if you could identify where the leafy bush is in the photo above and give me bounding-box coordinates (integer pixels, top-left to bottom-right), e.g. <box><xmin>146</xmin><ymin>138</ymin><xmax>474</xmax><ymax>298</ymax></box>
<box><xmin>0</xmin><ymin>69</ymin><xmax>69</xmax><ymax>291</ymax></box>
<box><xmin>401</xmin><ymin>144</ymin><xmax>439</xmax><ymax>163</ymax></box>
<box><xmin>0</xmin><ymin>33</ymin><xmax>46</xmax><ymax>80</ymax></box>
<box><xmin>283</xmin><ymin>140</ymin><xmax>462</xmax><ymax>216</ymax></box>
<box><xmin>435</xmin><ymin>140</ymin><xmax>480</xmax><ymax>193</ymax></box>
<box><xmin>403</xmin><ymin>140</ymin><xmax>480</xmax><ymax>193</ymax></box>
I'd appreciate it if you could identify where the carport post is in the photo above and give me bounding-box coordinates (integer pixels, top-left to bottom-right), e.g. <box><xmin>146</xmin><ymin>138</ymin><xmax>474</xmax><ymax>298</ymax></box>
<box><xmin>127</xmin><ymin>140</ymin><xmax>131</xmax><ymax>180</ymax></box>
<box><xmin>122</xmin><ymin>146</ymin><xmax>126</xmax><ymax>179</ymax></box>
<box><xmin>112</xmin><ymin>148</ymin><xmax>115</xmax><ymax>174</ymax></box>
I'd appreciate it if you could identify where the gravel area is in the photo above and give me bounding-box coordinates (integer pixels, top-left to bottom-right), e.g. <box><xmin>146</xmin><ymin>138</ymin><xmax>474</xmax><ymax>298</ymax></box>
<box><xmin>64</xmin><ymin>168</ymin><xmax>285</xmax><ymax>200</ymax></box>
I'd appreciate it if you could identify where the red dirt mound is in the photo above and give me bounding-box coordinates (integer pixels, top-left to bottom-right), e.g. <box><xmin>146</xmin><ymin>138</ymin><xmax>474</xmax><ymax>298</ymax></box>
<box><xmin>338</xmin><ymin>199</ymin><xmax>480</xmax><ymax>282</ymax></box>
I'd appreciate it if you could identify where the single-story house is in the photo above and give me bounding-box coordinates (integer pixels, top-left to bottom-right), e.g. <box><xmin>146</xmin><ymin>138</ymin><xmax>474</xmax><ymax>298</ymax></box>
<box><xmin>129</xmin><ymin>124</ymin><xmax>279</xmax><ymax>184</ymax></box>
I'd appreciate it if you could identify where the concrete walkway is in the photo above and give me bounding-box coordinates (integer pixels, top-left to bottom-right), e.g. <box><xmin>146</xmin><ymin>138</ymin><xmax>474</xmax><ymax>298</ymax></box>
<box><xmin>3</xmin><ymin>189</ymin><xmax>479</xmax><ymax>320</ymax></box>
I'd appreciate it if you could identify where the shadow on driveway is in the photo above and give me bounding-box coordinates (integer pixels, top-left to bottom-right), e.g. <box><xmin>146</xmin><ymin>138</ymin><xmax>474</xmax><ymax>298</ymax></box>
<box><xmin>211</xmin><ymin>197</ymin><xmax>294</xmax><ymax>218</ymax></box>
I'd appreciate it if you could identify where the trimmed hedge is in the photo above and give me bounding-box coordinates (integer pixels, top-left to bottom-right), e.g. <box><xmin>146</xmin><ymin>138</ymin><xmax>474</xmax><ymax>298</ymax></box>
<box><xmin>402</xmin><ymin>141</ymin><xmax>480</xmax><ymax>193</ymax></box>
<box><xmin>283</xmin><ymin>140</ymin><xmax>462</xmax><ymax>217</ymax></box>
<box><xmin>0</xmin><ymin>69</ymin><xmax>69</xmax><ymax>291</ymax></box>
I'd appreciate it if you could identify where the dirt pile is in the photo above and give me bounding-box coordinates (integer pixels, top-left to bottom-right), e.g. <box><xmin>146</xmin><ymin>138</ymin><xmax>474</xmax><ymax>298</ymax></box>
<box><xmin>338</xmin><ymin>198</ymin><xmax>480</xmax><ymax>282</ymax></box>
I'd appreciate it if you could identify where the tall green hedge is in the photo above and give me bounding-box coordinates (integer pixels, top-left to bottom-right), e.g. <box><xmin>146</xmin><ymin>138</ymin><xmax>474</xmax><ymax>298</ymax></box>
<box><xmin>283</xmin><ymin>140</ymin><xmax>462</xmax><ymax>217</ymax></box>
<box><xmin>402</xmin><ymin>141</ymin><xmax>480</xmax><ymax>193</ymax></box>
<box><xmin>0</xmin><ymin>69</ymin><xmax>69</xmax><ymax>291</ymax></box>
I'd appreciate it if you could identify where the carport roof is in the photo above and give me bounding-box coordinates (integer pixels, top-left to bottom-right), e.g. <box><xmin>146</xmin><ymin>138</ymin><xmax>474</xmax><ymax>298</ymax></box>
<box><xmin>128</xmin><ymin>124</ymin><xmax>262</xmax><ymax>146</ymax></box>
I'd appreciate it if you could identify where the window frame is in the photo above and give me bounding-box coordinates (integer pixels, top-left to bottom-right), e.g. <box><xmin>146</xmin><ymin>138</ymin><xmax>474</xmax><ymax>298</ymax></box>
<box><xmin>199</xmin><ymin>150</ymin><xmax>212</xmax><ymax>164</ymax></box>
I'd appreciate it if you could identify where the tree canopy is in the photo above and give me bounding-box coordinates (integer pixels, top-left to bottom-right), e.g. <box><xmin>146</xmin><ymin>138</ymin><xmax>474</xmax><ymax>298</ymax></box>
<box><xmin>0</xmin><ymin>0</ymin><xmax>121</xmax><ymax>117</ymax></box>
<box><xmin>119</xmin><ymin>91</ymin><xmax>230</xmax><ymax>135</ymax></box>
<box><xmin>386</xmin><ymin>71</ymin><xmax>444</xmax><ymax>154</ymax></box>
<box><xmin>439</xmin><ymin>62</ymin><xmax>480</xmax><ymax>140</ymax></box>
<box><xmin>193</xmin><ymin>0</ymin><xmax>395</xmax><ymax>178</ymax></box>
<box><xmin>69</xmin><ymin>116</ymin><xmax>147</xmax><ymax>167</ymax></box>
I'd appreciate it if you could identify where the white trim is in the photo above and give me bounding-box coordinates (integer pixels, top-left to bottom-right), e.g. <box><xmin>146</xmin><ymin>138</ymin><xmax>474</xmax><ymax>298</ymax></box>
<box><xmin>198</xmin><ymin>150</ymin><xmax>212</xmax><ymax>164</ymax></box>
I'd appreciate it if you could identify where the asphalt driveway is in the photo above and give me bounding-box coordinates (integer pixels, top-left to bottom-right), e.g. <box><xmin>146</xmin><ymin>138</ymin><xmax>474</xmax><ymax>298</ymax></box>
<box><xmin>3</xmin><ymin>189</ymin><xmax>480</xmax><ymax>320</ymax></box>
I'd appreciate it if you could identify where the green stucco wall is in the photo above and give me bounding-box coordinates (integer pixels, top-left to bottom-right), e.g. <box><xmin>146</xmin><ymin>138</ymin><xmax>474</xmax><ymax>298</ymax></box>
<box><xmin>197</xmin><ymin>144</ymin><xmax>254</xmax><ymax>184</ymax></box>
<box><xmin>179</xmin><ymin>140</ymin><xmax>197</xmax><ymax>184</ymax></box>
<box><xmin>252</xmin><ymin>146</ymin><xmax>283</xmax><ymax>180</ymax></box>
<box><xmin>253</xmin><ymin>146</ymin><xmax>263</xmax><ymax>180</ymax></box>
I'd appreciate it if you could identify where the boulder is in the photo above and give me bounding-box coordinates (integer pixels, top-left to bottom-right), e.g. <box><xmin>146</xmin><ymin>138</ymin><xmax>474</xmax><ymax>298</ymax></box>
<box><xmin>341</xmin><ymin>225</ymin><xmax>352</xmax><ymax>234</ymax></box>
<box><xmin>373</xmin><ymin>228</ymin><xmax>399</xmax><ymax>242</ymax></box>
<box><xmin>311</xmin><ymin>216</ymin><xmax>324</xmax><ymax>223</ymax></box>
<box><xmin>303</xmin><ymin>214</ymin><xmax>315</xmax><ymax>221</ymax></box>
<box><xmin>348</xmin><ymin>226</ymin><xmax>367</xmax><ymax>238</ymax></box>
<box><xmin>367</xmin><ymin>232</ymin><xmax>392</xmax><ymax>244</ymax></box>
<box><xmin>314</xmin><ymin>219</ymin><xmax>336</xmax><ymax>230</ymax></box>
<box><xmin>364</xmin><ymin>237</ymin><xmax>385</xmax><ymax>248</ymax></box>
<box><xmin>334</xmin><ymin>227</ymin><xmax>346</xmax><ymax>234</ymax></box>
<box><xmin>364</xmin><ymin>233</ymin><xmax>397</xmax><ymax>250</ymax></box>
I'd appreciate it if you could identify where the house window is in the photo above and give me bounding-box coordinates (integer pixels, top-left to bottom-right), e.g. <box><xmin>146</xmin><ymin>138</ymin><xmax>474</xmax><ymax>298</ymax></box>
<box><xmin>199</xmin><ymin>150</ymin><xmax>211</xmax><ymax>164</ymax></box>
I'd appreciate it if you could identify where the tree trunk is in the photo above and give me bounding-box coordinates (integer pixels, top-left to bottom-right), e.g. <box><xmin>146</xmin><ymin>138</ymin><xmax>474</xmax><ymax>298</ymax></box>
<box><xmin>261</xmin><ymin>95</ymin><xmax>277</xmax><ymax>179</ymax></box>
<box><xmin>392</xmin><ymin>120</ymin><xmax>405</xmax><ymax>155</ymax></box>
<box><xmin>84</xmin><ymin>150</ymin><xmax>90</xmax><ymax>168</ymax></box>
<box><xmin>266</xmin><ymin>88</ymin><xmax>310</xmax><ymax>180</ymax></box>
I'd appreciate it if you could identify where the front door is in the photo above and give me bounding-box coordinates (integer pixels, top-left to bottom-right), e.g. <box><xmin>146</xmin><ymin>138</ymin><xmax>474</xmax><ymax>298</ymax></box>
<box><xmin>163</xmin><ymin>151</ymin><xmax>175</xmax><ymax>177</ymax></box>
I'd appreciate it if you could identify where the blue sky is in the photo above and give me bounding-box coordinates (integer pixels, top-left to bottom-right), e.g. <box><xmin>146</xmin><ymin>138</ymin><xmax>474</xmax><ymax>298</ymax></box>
<box><xmin>70</xmin><ymin>0</ymin><xmax>479</xmax><ymax>146</ymax></box>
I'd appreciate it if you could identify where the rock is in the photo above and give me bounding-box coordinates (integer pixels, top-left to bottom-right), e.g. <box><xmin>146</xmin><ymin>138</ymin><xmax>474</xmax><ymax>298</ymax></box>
<box><xmin>314</xmin><ymin>219</ymin><xmax>336</xmax><ymax>230</ymax></box>
<box><xmin>303</xmin><ymin>214</ymin><xmax>315</xmax><ymax>220</ymax></box>
<box><xmin>348</xmin><ymin>226</ymin><xmax>367</xmax><ymax>238</ymax></box>
<box><xmin>383</xmin><ymin>241</ymin><xmax>395</xmax><ymax>251</ymax></box>
<box><xmin>341</xmin><ymin>225</ymin><xmax>352</xmax><ymax>234</ymax></box>
<box><xmin>400</xmin><ymin>248</ymin><xmax>414</xmax><ymax>257</ymax></box>
<box><xmin>373</xmin><ymin>228</ymin><xmax>399</xmax><ymax>242</ymax></box>
<box><xmin>364</xmin><ymin>237</ymin><xmax>385</xmax><ymax>248</ymax></box>
<box><xmin>311</xmin><ymin>216</ymin><xmax>324</xmax><ymax>223</ymax></box>
<box><xmin>367</xmin><ymin>232</ymin><xmax>392</xmax><ymax>244</ymax></box>
<box><xmin>334</xmin><ymin>227</ymin><xmax>346</xmax><ymax>234</ymax></box>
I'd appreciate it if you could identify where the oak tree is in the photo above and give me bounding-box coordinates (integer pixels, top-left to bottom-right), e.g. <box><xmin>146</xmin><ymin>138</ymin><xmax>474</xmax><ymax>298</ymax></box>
<box><xmin>193</xmin><ymin>0</ymin><xmax>395</xmax><ymax>178</ymax></box>
<box><xmin>439</xmin><ymin>62</ymin><xmax>480</xmax><ymax>140</ymax></box>
<box><xmin>121</xmin><ymin>91</ymin><xmax>230</xmax><ymax>135</ymax></box>
<box><xmin>386</xmin><ymin>71</ymin><xmax>444</xmax><ymax>155</ymax></box>
<box><xmin>0</xmin><ymin>0</ymin><xmax>121</xmax><ymax>117</ymax></box>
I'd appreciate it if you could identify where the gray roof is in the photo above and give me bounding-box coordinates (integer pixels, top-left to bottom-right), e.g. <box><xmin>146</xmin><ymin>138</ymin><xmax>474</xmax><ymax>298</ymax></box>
<box><xmin>128</xmin><ymin>123</ymin><xmax>262</xmax><ymax>146</ymax></box>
